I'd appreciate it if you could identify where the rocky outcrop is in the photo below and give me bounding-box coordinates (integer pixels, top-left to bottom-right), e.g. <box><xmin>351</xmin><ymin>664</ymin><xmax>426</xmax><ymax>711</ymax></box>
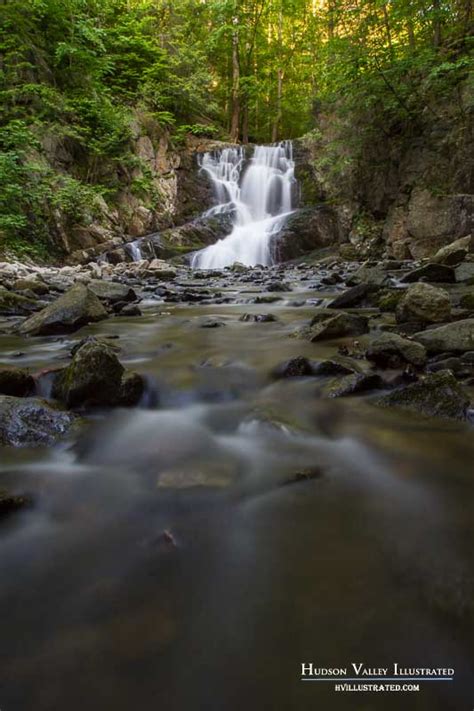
<box><xmin>272</xmin><ymin>206</ymin><xmax>341</xmax><ymax>261</ymax></box>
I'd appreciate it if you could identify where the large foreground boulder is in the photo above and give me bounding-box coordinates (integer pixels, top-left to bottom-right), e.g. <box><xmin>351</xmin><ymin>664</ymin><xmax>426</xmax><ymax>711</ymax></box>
<box><xmin>52</xmin><ymin>338</ymin><xmax>144</xmax><ymax>408</ymax></box>
<box><xmin>374</xmin><ymin>371</ymin><xmax>470</xmax><ymax>421</ymax></box>
<box><xmin>0</xmin><ymin>396</ymin><xmax>78</xmax><ymax>447</ymax></box>
<box><xmin>396</xmin><ymin>282</ymin><xmax>451</xmax><ymax>324</ymax></box>
<box><xmin>19</xmin><ymin>283</ymin><xmax>107</xmax><ymax>336</ymax></box>
<box><xmin>414</xmin><ymin>319</ymin><xmax>474</xmax><ymax>353</ymax></box>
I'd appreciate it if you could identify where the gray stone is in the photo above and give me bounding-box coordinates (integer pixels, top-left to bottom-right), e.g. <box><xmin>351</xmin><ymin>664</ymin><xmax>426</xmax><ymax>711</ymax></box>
<box><xmin>306</xmin><ymin>312</ymin><xmax>368</xmax><ymax>341</ymax></box>
<box><xmin>87</xmin><ymin>279</ymin><xmax>137</xmax><ymax>303</ymax></box>
<box><xmin>366</xmin><ymin>332</ymin><xmax>427</xmax><ymax>367</ymax></box>
<box><xmin>374</xmin><ymin>371</ymin><xmax>470</xmax><ymax>421</ymax></box>
<box><xmin>396</xmin><ymin>282</ymin><xmax>451</xmax><ymax>324</ymax></box>
<box><xmin>19</xmin><ymin>283</ymin><xmax>107</xmax><ymax>336</ymax></box>
<box><xmin>400</xmin><ymin>263</ymin><xmax>455</xmax><ymax>284</ymax></box>
<box><xmin>0</xmin><ymin>396</ymin><xmax>78</xmax><ymax>447</ymax></box>
<box><xmin>414</xmin><ymin>319</ymin><xmax>474</xmax><ymax>353</ymax></box>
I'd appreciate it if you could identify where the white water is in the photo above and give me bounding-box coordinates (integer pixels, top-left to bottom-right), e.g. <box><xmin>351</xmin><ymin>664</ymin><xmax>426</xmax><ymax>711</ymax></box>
<box><xmin>126</xmin><ymin>239</ymin><xmax>143</xmax><ymax>262</ymax></box>
<box><xmin>191</xmin><ymin>141</ymin><xmax>295</xmax><ymax>269</ymax></box>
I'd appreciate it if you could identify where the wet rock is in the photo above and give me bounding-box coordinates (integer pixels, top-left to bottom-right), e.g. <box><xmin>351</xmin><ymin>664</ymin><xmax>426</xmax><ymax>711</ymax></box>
<box><xmin>254</xmin><ymin>295</ymin><xmax>282</xmax><ymax>304</ymax></box>
<box><xmin>455</xmin><ymin>262</ymin><xmax>474</xmax><ymax>284</ymax></box>
<box><xmin>53</xmin><ymin>338</ymin><xmax>144</xmax><ymax>408</ymax></box>
<box><xmin>377</xmin><ymin>289</ymin><xmax>403</xmax><ymax>312</ymax></box>
<box><xmin>374</xmin><ymin>371</ymin><xmax>470</xmax><ymax>421</ymax></box>
<box><xmin>0</xmin><ymin>368</ymin><xmax>35</xmax><ymax>397</ymax></box>
<box><xmin>366</xmin><ymin>332</ymin><xmax>427</xmax><ymax>368</ymax></box>
<box><xmin>432</xmin><ymin>236</ymin><xmax>471</xmax><ymax>266</ymax></box>
<box><xmin>118</xmin><ymin>303</ymin><xmax>142</xmax><ymax>317</ymax></box>
<box><xmin>414</xmin><ymin>319</ymin><xmax>474</xmax><ymax>353</ymax></box>
<box><xmin>311</xmin><ymin>359</ymin><xmax>356</xmax><ymax>376</ymax></box>
<box><xmin>230</xmin><ymin>262</ymin><xmax>248</xmax><ymax>273</ymax></box>
<box><xmin>459</xmin><ymin>292</ymin><xmax>474</xmax><ymax>310</ymax></box>
<box><xmin>426</xmin><ymin>357</ymin><xmax>470</xmax><ymax>378</ymax></box>
<box><xmin>272</xmin><ymin>356</ymin><xmax>314</xmax><ymax>378</ymax></box>
<box><xmin>13</xmin><ymin>278</ymin><xmax>49</xmax><ymax>296</ymax></box>
<box><xmin>0</xmin><ymin>489</ymin><xmax>32</xmax><ymax>518</ymax></box>
<box><xmin>322</xmin><ymin>372</ymin><xmax>385</xmax><ymax>398</ymax></box>
<box><xmin>0</xmin><ymin>287</ymin><xmax>38</xmax><ymax>316</ymax></box>
<box><xmin>19</xmin><ymin>283</ymin><xmax>107</xmax><ymax>336</ymax></box>
<box><xmin>327</xmin><ymin>283</ymin><xmax>372</xmax><ymax>309</ymax></box>
<box><xmin>87</xmin><ymin>279</ymin><xmax>137</xmax><ymax>304</ymax></box>
<box><xmin>346</xmin><ymin>262</ymin><xmax>389</xmax><ymax>287</ymax></box>
<box><xmin>199</xmin><ymin>318</ymin><xmax>226</xmax><ymax>328</ymax></box>
<box><xmin>400</xmin><ymin>263</ymin><xmax>455</xmax><ymax>284</ymax></box>
<box><xmin>396</xmin><ymin>282</ymin><xmax>451</xmax><ymax>324</ymax></box>
<box><xmin>266</xmin><ymin>281</ymin><xmax>290</xmax><ymax>292</ymax></box>
<box><xmin>240</xmin><ymin>313</ymin><xmax>277</xmax><ymax>323</ymax></box>
<box><xmin>0</xmin><ymin>396</ymin><xmax>78</xmax><ymax>447</ymax></box>
<box><xmin>271</xmin><ymin>206</ymin><xmax>341</xmax><ymax>261</ymax></box>
<box><xmin>306</xmin><ymin>311</ymin><xmax>368</xmax><ymax>341</ymax></box>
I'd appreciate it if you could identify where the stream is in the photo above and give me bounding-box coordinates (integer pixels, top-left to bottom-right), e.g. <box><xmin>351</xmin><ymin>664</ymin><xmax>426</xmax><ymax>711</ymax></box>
<box><xmin>0</xmin><ymin>145</ymin><xmax>473</xmax><ymax>711</ymax></box>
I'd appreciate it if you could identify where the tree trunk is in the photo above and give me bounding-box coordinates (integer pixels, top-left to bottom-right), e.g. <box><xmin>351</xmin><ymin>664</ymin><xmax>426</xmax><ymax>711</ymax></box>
<box><xmin>271</xmin><ymin>3</ymin><xmax>283</xmax><ymax>143</ymax></box>
<box><xmin>230</xmin><ymin>12</ymin><xmax>240</xmax><ymax>143</ymax></box>
<box><xmin>432</xmin><ymin>0</ymin><xmax>442</xmax><ymax>47</ymax></box>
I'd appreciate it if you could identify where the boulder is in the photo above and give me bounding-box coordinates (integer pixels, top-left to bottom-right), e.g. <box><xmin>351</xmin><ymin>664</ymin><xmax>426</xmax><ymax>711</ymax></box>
<box><xmin>455</xmin><ymin>262</ymin><xmax>474</xmax><ymax>284</ymax></box>
<box><xmin>396</xmin><ymin>282</ymin><xmax>451</xmax><ymax>324</ymax></box>
<box><xmin>272</xmin><ymin>356</ymin><xmax>314</xmax><ymax>378</ymax></box>
<box><xmin>346</xmin><ymin>262</ymin><xmax>389</xmax><ymax>288</ymax></box>
<box><xmin>0</xmin><ymin>396</ymin><xmax>78</xmax><ymax>447</ymax></box>
<box><xmin>432</xmin><ymin>235</ymin><xmax>472</xmax><ymax>266</ymax></box>
<box><xmin>459</xmin><ymin>292</ymin><xmax>474</xmax><ymax>310</ymax></box>
<box><xmin>19</xmin><ymin>283</ymin><xmax>107</xmax><ymax>336</ymax></box>
<box><xmin>240</xmin><ymin>313</ymin><xmax>277</xmax><ymax>323</ymax></box>
<box><xmin>306</xmin><ymin>311</ymin><xmax>368</xmax><ymax>341</ymax></box>
<box><xmin>52</xmin><ymin>338</ymin><xmax>144</xmax><ymax>408</ymax></box>
<box><xmin>87</xmin><ymin>279</ymin><xmax>137</xmax><ymax>304</ymax></box>
<box><xmin>400</xmin><ymin>263</ymin><xmax>455</xmax><ymax>284</ymax></box>
<box><xmin>327</xmin><ymin>283</ymin><xmax>372</xmax><ymax>309</ymax></box>
<box><xmin>271</xmin><ymin>206</ymin><xmax>341</xmax><ymax>261</ymax></box>
<box><xmin>374</xmin><ymin>371</ymin><xmax>470</xmax><ymax>421</ymax></box>
<box><xmin>366</xmin><ymin>332</ymin><xmax>427</xmax><ymax>368</ymax></box>
<box><xmin>322</xmin><ymin>373</ymin><xmax>385</xmax><ymax>398</ymax></box>
<box><xmin>0</xmin><ymin>368</ymin><xmax>34</xmax><ymax>396</ymax></box>
<box><xmin>414</xmin><ymin>319</ymin><xmax>474</xmax><ymax>353</ymax></box>
<box><xmin>0</xmin><ymin>287</ymin><xmax>38</xmax><ymax>316</ymax></box>
<box><xmin>13</xmin><ymin>278</ymin><xmax>49</xmax><ymax>295</ymax></box>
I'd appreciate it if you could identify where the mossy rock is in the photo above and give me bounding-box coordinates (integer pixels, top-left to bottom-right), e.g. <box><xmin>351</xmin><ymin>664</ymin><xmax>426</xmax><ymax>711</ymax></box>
<box><xmin>377</xmin><ymin>289</ymin><xmax>403</xmax><ymax>312</ymax></box>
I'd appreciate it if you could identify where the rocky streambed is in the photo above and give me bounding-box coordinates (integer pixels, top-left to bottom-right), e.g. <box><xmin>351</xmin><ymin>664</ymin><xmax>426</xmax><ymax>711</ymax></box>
<box><xmin>1</xmin><ymin>241</ymin><xmax>474</xmax><ymax>710</ymax></box>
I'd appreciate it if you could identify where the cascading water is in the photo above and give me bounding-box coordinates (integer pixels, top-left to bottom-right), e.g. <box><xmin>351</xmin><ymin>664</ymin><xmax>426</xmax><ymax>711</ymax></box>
<box><xmin>191</xmin><ymin>141</ymin><xmax>295</xmax><ymax>269</ymax></box>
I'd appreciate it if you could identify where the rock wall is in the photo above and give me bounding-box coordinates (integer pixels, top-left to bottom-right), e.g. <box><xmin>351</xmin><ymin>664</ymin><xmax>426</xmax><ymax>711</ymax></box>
<box><xmin>294</xmin><ymin>77</ymin><xmax>474</xmax><ymax>260</ymax></box>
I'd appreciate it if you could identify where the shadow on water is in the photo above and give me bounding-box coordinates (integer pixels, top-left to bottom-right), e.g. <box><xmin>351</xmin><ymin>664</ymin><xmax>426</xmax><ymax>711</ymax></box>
<box><xmin>1</xmin><ymin>286</ymin><xmax>474</xmax><ymax>710</ymax></box>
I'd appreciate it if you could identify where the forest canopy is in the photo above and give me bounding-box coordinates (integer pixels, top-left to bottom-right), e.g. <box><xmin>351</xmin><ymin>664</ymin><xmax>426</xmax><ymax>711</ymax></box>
<box><xmin>0</xmin><ymin>0</ymin><xmax>472</xmax><ymax>255</ymax></box>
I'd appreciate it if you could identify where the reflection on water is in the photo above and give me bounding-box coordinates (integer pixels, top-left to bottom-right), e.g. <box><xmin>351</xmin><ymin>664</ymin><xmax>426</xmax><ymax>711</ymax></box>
<box><xmin>1</xmin><ymin>284</ymin><xmax>474</xmax><ymax>710</ymax></box>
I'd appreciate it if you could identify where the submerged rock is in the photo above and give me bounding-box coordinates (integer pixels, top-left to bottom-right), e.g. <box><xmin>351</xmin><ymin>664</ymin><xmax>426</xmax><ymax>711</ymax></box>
<box><xmin>414</xmin><ymin>319</ymin><xmax>474</xmax><ymax>353</ymax></box>
<box><xmin>366</xmin><ymin>333</ymin><xmax>427</xmax><ymax>368</ymax></box>
<box><xmin>374</xmin><ymin>371</ymin><xmax>470</xmax><ymax>421</ymax></box>
<box><xmin>272</xmin><ymin>356</ymin><xmax>314</xmax><ymax>378</ymax></box>
<box><xmin>52</xmin><ymin>338</ymin><xmax>144</xmax><ymax>408</ymax></box>
<box><xmin>19</xmin><ymin>283</ymin><xmax>107</xmax><ymax>336</ymax></box>
<box><xmin>0</xmin><ymin>368</ymin><xmax>35</xmax><ymax>397</ymax></box>
<box><xmin>0</xmin><ymin>396</ymin><xmax>78</xmax><ymax>447</ymax></box>
<box><xmin>396</xmin><ymin>282</ymin><xmax>451</xmax><ymax>324</ymax></box>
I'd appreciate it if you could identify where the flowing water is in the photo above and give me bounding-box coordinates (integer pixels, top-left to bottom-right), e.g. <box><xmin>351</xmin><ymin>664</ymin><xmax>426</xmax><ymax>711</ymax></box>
<box><xmin>191</xmin><ymin>142</ymin><xmax>295</xmax><ymax>269</ymax></box>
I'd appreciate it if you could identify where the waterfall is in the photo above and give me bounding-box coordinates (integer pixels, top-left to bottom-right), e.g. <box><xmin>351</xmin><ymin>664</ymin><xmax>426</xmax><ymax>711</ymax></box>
<box><xmin>191</xmin><ymin>141</ymin><xmax>295</xmax><ymax>269</ymax></box>
<box><xmin>126</xmin><ymin>239</ymin><xmax>143</xmax><ymax>262</ymax></box>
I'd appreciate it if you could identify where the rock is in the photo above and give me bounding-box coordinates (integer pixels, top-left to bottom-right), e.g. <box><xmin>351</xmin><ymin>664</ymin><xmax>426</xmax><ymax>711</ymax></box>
<box><xmin>322</xmin><ymin>372</ymin><xmax>385</xmax><ymax>398</ymax></box>
<box><xmin>266</xmin><ymin>281</ymin><xmax>290</xmax><ymax>292</ymax></box>
<box><xmin>230</xmin><ymin>262</ymin><xmax>248</xmax><ymax>273</ymax></box>
<box><xmin>426</xmin><ymin>357</ymin><xmax>470</xmax><ymax>377</ymax></box>
<box><xmin>13</xmin><ymin>278</ymin><xmax>49</xmax><ymax>295</ymax></box>
<box><xmin>0</xmin><ymin>489</ymin><xmax>32</xmax><ymax>517</ymax></box>
<box><xmin>346</xmin><ymin>262</ymin><xmax>389</xmax><ymax>287</ymax></box>
<box><xmin>271</xmin><ymin>206</ymin><xmax>341</xmax><ymax>261</ymax></box>
<box><xmin>377</xmin><ymin>289</ymin><xmax>403</xmax><ymax>312</ymax></box>
<box><xmin>414</xmin><ymin>319</ymin><xmax>474</xmax><ymax>353</ymax></box>
<box><xmin>459</xmin><ymin>292</ymin><xmax>474</xmax><ymax>310</ymax></box>
<box><xmin>400</xmin><ymin>263</ymin><xmax>455</xmax><ymax>284</ymax></box>
<box><xmin>455</xmin><ymin>262</ymin><xmax>474</xmax><ymax>284</ymax></box>
<box><xmin>199</xmin><ymin>318</ymin><xmax>225</xmax><ymax>328</ymax></box>
<box><xmin>432</xmin><ymin>235</ymin><xmax>472</xmax><ymax>266</ymax></box>
<box><xmin>327</xmin><ymin>283</ymin><xmax>372</xmax><ymax>309</ymax></box>
<box><xmin>0</xmin><ymin>396</ymin><xmax>78</xmax><ymax>447</ymax></box>
<box><xmin>272</xmin><ymin>356</ymin><xmax>314</xmax><ymax>378</ymax></box>
<box><xmin>366</xmin><ymin>332</ymin><xmax>427</xmax><ymax>368</ymax></box>
<box><xmin>87</xmin><ymin>279</ymin><xmax>137</xmax><ymax>304</ymax></box>
<box><xmin>254</xmin><ymin>295</ymin><xmax>282</xmax><ymax>304</ymax></box>
<box><xmin>396</xmin><ymin>282</ymin><xmax>451</xmax><ymax>324</ymax></box>
<box><xmin>146</xmin><ymin>260</ymin><xmax>177</xmax><ymax>279</ymax></box>
<box><xmin>118</xmin><ymin>303</ymin><xmax>142</xmax><ymax>317</ymax></box>
<box><xmin>306</xmin><ymin>312</ymin><xmax>368</xmax><ymax>341</ymax></box>
<box><xmin>240</xmin><ymin>313</ymin><xmax>277</xmax><ymax>323</ymax></box>
<box><xmin>53</xmin><ymin>338</ymin><xmax>144</xmax><ymax>408</ymax></box>
<box><xmin>374</xmin><ymin>371</ymin><xmax>470</xmax><ymax>421</ymax></box>
<box><xmin>0</xmin><ymin>368</ymin><xmax>35</xmax><ymax>396</ymax></box>
<box><xmin>19</xmin><ymin>283</ymin><xmax>107</xmax><ymax>336</ymax></box>
<box><xmin>311</xmin><ymin>360</ymin><xmax>356</xmax><ymax>376</ymax></box>
<box><xmin>0</xmin><ymin>287</ymin><xmax>38</xmax><ymax>316</ymax></box>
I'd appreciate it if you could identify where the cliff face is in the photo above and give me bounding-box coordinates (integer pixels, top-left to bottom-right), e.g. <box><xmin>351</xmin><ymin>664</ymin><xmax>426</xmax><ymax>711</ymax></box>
<box><xmin>294</xmin><ymin>76</ymin><xmax>474</xmax><ymax>260</ymax></box>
